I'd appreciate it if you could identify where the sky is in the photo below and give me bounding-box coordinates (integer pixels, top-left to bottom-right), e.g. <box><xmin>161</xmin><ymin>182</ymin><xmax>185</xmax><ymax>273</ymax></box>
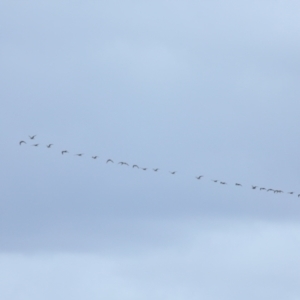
<box><xmin>1</xmin><ymin>1</ymin><xmax>300</xmax><ymax>299</ymax></box>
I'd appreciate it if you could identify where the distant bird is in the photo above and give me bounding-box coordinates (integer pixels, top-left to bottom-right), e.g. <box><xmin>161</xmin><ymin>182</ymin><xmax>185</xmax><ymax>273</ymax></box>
<box><xmin>235</xmin><ymin>183</ymin><xmax>242</xmax><ymax>186</ymax></box>
<box><xmin>92</xmin><ymin>156</ymin><xmax>98</xmax><ymax>159</ymax></box>
<box><xmin>29</xmin><ymin>135</ymin><xmax>36</xmax><ymax>139</ymax></box>
<box><xmin>252</xmin><ymin>186</ymin><xmax>257</xmax><ymax>189</ymax></box>
<box><xmin>47</xmin><ymin>144</ymin><xmax>53</xmax><ymax>148</ymax></box>
<box><xmin>106</xmin><ymin>159</ymin><xmax>114</xmax><ymax>163</ymax></box>
<box><xmin>196</xmin><ymin>176</ymin><xmax>203</xmax><ymax>180</ymax></box>
<box><xmin>220</xmin><ymin>182</ymin><xmax>227</xmax><ymax>185</ymax></box>
<box><xmin>288</xmin><ymin>192</ymin><xmax>294</xmax><ymax>195</ymax></box>
<box><xmin>19</xmin><ymin>141</ymin><xmax>26</xmax><ymax>145</ymax></box>
<box><xmin>153</xmin><ymin>168</ymin><xmax>159</xmax><ymax>172</ymax></box>
<box><xmin>32</xmin><ymin>144</ymin><xmax>39</xmax><ymax>147</ymax></box>
<box><xmin>260</xmin><ymin>187</ymin><xmax>266</xmax><ymax>191</ymax></box>
<box><xmin>142</xmin><ymin>168</ymin><xmax>147</xmax><ymax>171</ymax></box>
<box><xmin>133</xmin><ymin>165</ymin><xmax>139</xmax><ymax>168</ymax></box>
<box><xmin>212</xmin><ymin>180</ymin><xmax>218</xmax><ymax>183</ymax></box>
<box><xmin>267</xmin><ymin>189</ymin><xmax>274</xmax><ymax>192</ymax></box>
<box><xmin>298</xmin><ymin>194</ymin><xmax>300</xmax><ymax>197</ymax></box>
<box><xmin>170</xmin><ymin>171</ymin><xmax>176</xmax><ymax>175</ymax></box>
<box><xmin>76</xmin><ymin>153</ymin><xmax>83</xmax><ymax>156</ymax></box>
<box><xmin>118</xmin><ymin>162</ymin><xmax>129</xmax><ymax>166</ymax></box>
<box><xmin>61</xmin><ymin>150</ymin><xmax>68</xmax><ymax>155</ymax></box>
<box><xmin>274</xmin><ymin>190</ymin><xmax>283</xmax><ymax>194</ymax></box>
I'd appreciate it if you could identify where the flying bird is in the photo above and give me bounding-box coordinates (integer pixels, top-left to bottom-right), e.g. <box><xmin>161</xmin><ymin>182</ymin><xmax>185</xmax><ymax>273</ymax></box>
<box><xmin>92</xmin><ymin>156</ymin><xmax>98</xmax><ymax>159</ymax></box>
<box><xmin>106</xmin><ymin>159</ymin><xmax>114</xmax><ymax>163</ymax></box>
<box><xmin>29</xmin><ymin>135</ymin><xmax>36</xmax><ymax>139</ymax></box>
<box><xmin>132</xmin><ymin>165</ymin><xmax>139</xmax><ymax>168</ymax></box>
<box><xmin>267</xmin><ymin>189</ymin><xmax>274</xmax><ymax>192</ymax></box>
<box><xmin>19</xmin><ymin>141</ymin><xmax>26</xmax><ymax>145</ymax></box>
<box><xmin>288</xmin><ymin>192</ymin><xmax>294</xmax><ymax>195</ymax></box>
<box><xmin>142</xmin><ymin>168</ymin><xmax>147</xmax><ymax>171</ymax></box>
<box><xmin>212</xmin><ymin>180</ymin><xmax>218</xmax><ymax>183</ymax></box>
<box><xmin>274</xmin><ymin>190</ymin><xmax>283</xmax><ymax>194</ymax></box>
<box><xmin>61</xmin><ymin>150</ymin><xmax>68</xmax><ymax>155</ymax></box>
<box><xmin>76</xmin><ymin>153</ymin><xmax>83</xmax><ymax>156</ymax></box>
<box><xmin>235</xmin><ymin>183</ymin><xmax>242</xmax><ymax>186</ymax></box>
<box><xmin>32</xmin><ymin>144</ymin><xmax>39</xmax><ymax>147</ymax></box>
<box><xmin>298</xmin><ymin>194</ymin><xmax>300</xmax><ymax>197</ymax></box>
<box><xmin>47</xmin><ymin>144</ymin><xmax>53</xmax><ymax>148</ymax></box>
<box><xmin>252</xmin><ymin>186</ymin><xmax>257</xmax><ymax>189</ymax></box>
<box><xmin>196</xmin><ymin>176</ymin><xmax>203</xmax><ymax>180</ymax></box>
<box><xmin>170</xmin><ymin>171</ymin><xmax>176</xmax><ymax>175</ymax></box>
<box><xmin>118</xmin><ymin>162</ymin><xmax>129</xmax><ymax>166</ymax></box>
<box><xmin>260</xmin><ymin>187</ymin><xmax>266</xmax><ymax>191</ymax></box>
<box><xmin>220</xmin><ymin>182</ymin><xmax>227</xmax><ymax>185</ymax></box>
<box><xmin>153</xmin><ymin>168</ymin><xmax>159</xmax><ymax>172</ymax></box>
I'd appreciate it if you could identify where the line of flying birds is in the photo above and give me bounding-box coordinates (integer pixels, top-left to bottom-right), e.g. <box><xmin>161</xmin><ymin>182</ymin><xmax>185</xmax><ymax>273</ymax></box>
<box><xmin>19</xmin><ymin>135</ymin><xmax>300</xmax><ymax>197</ymax></box>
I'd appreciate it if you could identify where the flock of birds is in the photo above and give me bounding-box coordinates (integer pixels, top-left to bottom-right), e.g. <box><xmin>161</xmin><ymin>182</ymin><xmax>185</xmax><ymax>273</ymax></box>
<box><xmin>19</xmin><ymin>135</ymin><xmax>300</xmax><ymax>197</ymax></box>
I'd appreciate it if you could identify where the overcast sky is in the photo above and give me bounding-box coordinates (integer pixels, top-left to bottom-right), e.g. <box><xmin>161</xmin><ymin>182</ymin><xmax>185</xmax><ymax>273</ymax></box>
<box><xmin>1</xmin><ymin>1</ymin><xmax>300</xmax><ymax>299</ymax></box>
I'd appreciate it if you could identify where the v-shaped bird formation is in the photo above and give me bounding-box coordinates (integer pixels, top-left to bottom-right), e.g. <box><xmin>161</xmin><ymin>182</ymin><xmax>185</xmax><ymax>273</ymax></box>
<box><xmin>19</xmin><ymin>135</ymin><xmax>300</xmax><ymax>198</ymax></box>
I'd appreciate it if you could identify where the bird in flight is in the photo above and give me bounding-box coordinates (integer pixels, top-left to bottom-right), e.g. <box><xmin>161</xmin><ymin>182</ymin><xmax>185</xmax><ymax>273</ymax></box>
<box><xmin>153</xmin><ymin>168</ymin><xmax>159</xmax><ymax>172</ymax></box>
<box><xmin>47</xmin><ymin>144</ymin><xmax>53</xmax><ymax>148</ymax></box>
<box><xmin>196</xmin><ymin>176</ymin><xmax>203</xmax><ymax>180</ymax></box>
<box><xmin>92</xmin><ymin>156</ymin><xmax>98</xmax><ymax>159</ymax></box>
<box><xmin>133</xmin><ymin>165</ymin><xmax>139</xmax><ymax>168</ymax></box>
<box><xmin>61</xmin><ymin>150</ymin><xmax>68</xmax><ymax>155</ymax></box>
<box><xmin>32</xmin><ymin>144</ymin><xmax>39</xmax><ymax>147</ymax></box>
<box><xmin>29</xmin><ymin>135</ymin><xmax>36</xmax><ymax>139</ymax></box>
<box><xmin>235</xmin><ymin>183</ymin><xmax>242</xmax><ymax>186</ymax></box>
<box><xmin>170</xmin><ymin>171</ymin><xmax>176</xmax><ymax>175</ymax></box>
<box><xmin>19</xmin><ymin>141</ymin><xmax>26</xmax><ymax>145</ymax></box>
<box><xmin>142</xmin><ymin>168</ymin><xmax>147</xmax><ymax>171</ymax></box>
<box><xmin>76</xmin><ymin>154</ymin><xmax>83</xmax><ymax>156</ymax></box>
<box><xmin>274</xmin><ymin>190</ymin><xmax>283</xmax><ymax>194</ymax></box>
<box><xmin>106</xmin><ymin>159</ymin><xmax>114</xmax><ymax>163</ymax></box>
<box><xmin>220</xmin><ymin>182</ymin><xmax>227</xmax><ymax>185</ymax></box>
<box><xmin>267</xmin><ymin>189</ymin><xmax>274</xmax><ymax>192</ymax></box>
<box><xmin>260</xmin><ymin>187</ymin><xmax>266</xmax><ymax>191</ymax></box>
<box><xmin>212</xmin><ymin>180</ymin><xmax>218</xmax><ymax>183</ymax></box>
<box><xmin>288</xmin><ymin>192</ymin><xmax>294</xmax><ymax>195</ymax></box>
<box><xmin>298</xmin><ymin>194</ymin><xmax>300</xmax><ymax>197</ymax></box>
<box><xmin>252</xmin><ymin>186</ymin><xmax>257</xmax><ymax>189</ymax></box>
<box><xmin>118</xmin><ymin>162</ymin><xmax>129</xmax><ymax>166</ymax></box>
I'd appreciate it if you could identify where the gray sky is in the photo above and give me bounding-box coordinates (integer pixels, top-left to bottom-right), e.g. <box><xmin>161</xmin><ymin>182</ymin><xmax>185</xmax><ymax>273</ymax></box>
<box><xmin>1</xmin><ymin>1</ymin><xmax>300</xmax><ymax>299</ymax></box>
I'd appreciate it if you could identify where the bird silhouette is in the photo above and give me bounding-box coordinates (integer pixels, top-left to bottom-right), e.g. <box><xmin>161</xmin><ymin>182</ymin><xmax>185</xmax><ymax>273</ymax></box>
<box><xmin>220</xmin><ymin>182</ymin><xmax>227</xmax><ymax>185</ymax></box>
<box><xmin>288</xmin><ymin>192</ymin><xmax>294</xmax><ymax>195</ymax></box>
<box><xmin>235</xmin><ymin>183</ymin><xmax>242</xmax><ymax>186</ymax></box>
<box><xmin>29</xmin><ymin>135</ymin><xmax>36</xmax><ymax>139</ymax></box>
<box><xmin>133</xmin><ymin>165</ymin><xmax>139</xmax><ymax>168</ymax></box>
<box><xmin>118</xmin><ymin>162</ymin><xmax>129</xmax><ymax>166</ymax></box>
<box><xmin>142</xmin><ymin>168</ymin><xmax>147</xmax><ymax>171</ymax></box>
<box><xmin>298</xmin><ymin>194</ymin><xmax>300</xmax><ymax>197</ymax></box>
<box><xmin>47</xmin><ymin>144</ymin><xmax>53</xmax><ymax>148</ymax></box>
<box><xmin>32</xmin><ymin>144</ymin><xmax>39</xmax><ymax>147</ymax></box>
<box><xmin>106</xmin><ymin>159</ymin><xmax>114</xmax><ymax>163</ymax></box>
<box><xmin>170</xmin><ymin>171</ymin><xmax>176</xmax><ymax>174</ymax></box>
<box><xmin>76</xmin><ymin>154</ymin><xmax>83</xmax><ymax>156</ymax></box>
<box><xmin>153</xmin><ymin>168</ymin><xmax>159</xmax><ymax>172</ymax></box>
<box><xmin>267</xmin><ymin>189</ymin><xmax>274</xmax><ymax>192</ymax></box>
<box><xmin>61</xmin><ymin>150</ymin><xmax>68</xmax><ymax>155</ymax></box>
<box><xmin>260</xmin><ymin>187</ymin><xmax>266</xmax><ymax>191</ymax></box>
<box><xmin>19</xmin><ymin>141</ymin><xmax>26</xmax><ymax>145</ymax></box>
<box><xmin>274</xmin><ymin>190</ymin><xmax>283</xmax><ymax>194</ymax></box>
<box><xmin>196</xmin><ymin>176</ymin><xmax>203</xmax><ymax>180</ymax></box>
<box><xmin>252</xmin><ymin>186</ymin><xmax>257</xmax><ymax>189</ymax></box>
<box><xmin>212</xmin><ymin>180</ymin><xmax>218</xmax><ymax>183</ymax></box>
<box><xmin>92</xmin><ymin>156</ymin><xmax>98</xmax><ymax>159</ymax></box>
